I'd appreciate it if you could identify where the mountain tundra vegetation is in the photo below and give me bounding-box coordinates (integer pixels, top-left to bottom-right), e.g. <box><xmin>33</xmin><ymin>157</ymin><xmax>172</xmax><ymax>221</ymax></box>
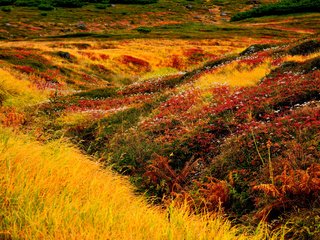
<box><xmin>0</xmin><ymin>0</ymin><xmax>319</xmax><ymax>239</ymax></box>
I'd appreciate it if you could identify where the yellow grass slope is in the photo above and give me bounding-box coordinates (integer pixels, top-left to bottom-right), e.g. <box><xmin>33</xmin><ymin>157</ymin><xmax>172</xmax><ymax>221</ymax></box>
<box><xmin>0</xmin><ymin>68</ymin><xmax>46</xmax><ymax>108</ymax></box>
<box><xmin>0</xmin><ymin>129</ymin><xmax>280</xmax><ymax>240</ymax></box>
<box><xmin>195</xmin><ymin>62</ymin><xmax>271</xmax><ymax>89</ymax></box>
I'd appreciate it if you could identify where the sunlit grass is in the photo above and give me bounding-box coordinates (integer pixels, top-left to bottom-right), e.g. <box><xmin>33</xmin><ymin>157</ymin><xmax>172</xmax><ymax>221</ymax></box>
<box><xmin>0</xmin><ymin>68</ymin><xmax>46</xmax><ymax>108</ymax></box>
<box><xmin>56</xmin><ymin>111</ymin><xmax>94</xmax><ymax>126</ymax></box>
<box><xmin>194</xmin><ymin>61</ymin><xmax>271</xmax><ymax>89</ymax></box>
<box><xmin>284</xmin><ymin>51</ymin><xmax>320</xmax><ymax>62</ymax></box>
<box><xmin>140</xmin><ymin>67</ymin><xmax>180</xmax><ymax>81</ymax></box>
<box><xmin>0</xmin><ymin>39</ymin><xmax>245</xmax><ymax>84</ymax></box>
<box><xmin>0</xmin><ymin>129</ymin><xmax>284</xmax><ymax>239</ymax></box>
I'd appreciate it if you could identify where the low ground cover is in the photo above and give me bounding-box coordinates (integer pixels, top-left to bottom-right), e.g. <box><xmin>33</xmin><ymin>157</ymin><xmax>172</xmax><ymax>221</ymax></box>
<box><xmin>0</xmin><ymin>1</ymin><xmax>319</xmax><ymax>238</ymax></box>
<box><xmin>23</xmin><ymin>38</ymin><xmax>320</xmax><ymax>238</ymax></box>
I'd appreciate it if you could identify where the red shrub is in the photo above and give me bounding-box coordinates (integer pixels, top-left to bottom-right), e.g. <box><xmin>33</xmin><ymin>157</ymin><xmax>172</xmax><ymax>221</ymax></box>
<box><xmin>0</xmin><ymin>107</ymin><xmax>25</xmax><ymax>127</ymax></box>
<box><xmin>99</xmin><ymin>54</ymin><xmax>109</xmax><ymax>60</ymax></box>
<box><xmin>169</xmin><ymin>55</ymin><xmax>184</xmax><ymax>70</ymax></box>
<box><xmin>15</xmin><ymin>65</ymin><xmax>35</xmax><ymax>74</ymax></box>
<box><xmin>122</xmin><ymin>55</ymin><xmax>150</xmax><ymax>70</ymax></box>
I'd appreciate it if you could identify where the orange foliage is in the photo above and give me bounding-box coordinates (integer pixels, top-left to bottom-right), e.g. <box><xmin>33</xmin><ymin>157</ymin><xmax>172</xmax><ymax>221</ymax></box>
<box><xmin>0</xmin><ymin>107</ymin><xmax>25</xmax><ymax>128</ymax></box>
<box><xmin>122</xmin><ymin>55</ymin><xmax>151</xmax><ymax>70</ymax></box>
<box><xmin>253</xmin><ymin>163</ymin><xmax>320</xmax><ymax>220</ymax></box>
<box><xmin>144</xmin><ymin>155</ymin><xmax>199</xmax><ymax>194</ymax></box>
<box><xmin>145</xmin><ymin>155</ymin><xmax>230</xmax><ymax>212</ymax></box>
<box><xmin>194</xmin><ymin>178</ymin><xmax>230</xmax><ymax>211</ymax></box>
<box><xmin>168</xmin><ymin>55</ymin><xmax>185</xmax><ymax>70</ymax></box>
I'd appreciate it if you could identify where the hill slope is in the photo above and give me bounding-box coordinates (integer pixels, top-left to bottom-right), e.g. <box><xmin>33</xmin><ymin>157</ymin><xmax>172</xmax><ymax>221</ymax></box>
<box><xmin>26</xmin><ymin>37</ymin><xmax>320</xmax><ymax>238</ymax></box>
<box><xmin>0</xmin><ymin>1</ymin><xmax>319</xmax><ymax>239</ymax></box>
<box><xmin>0</xmin><ymin>129</ymin><xmax>277</xmax><ymax>239</ymax></box>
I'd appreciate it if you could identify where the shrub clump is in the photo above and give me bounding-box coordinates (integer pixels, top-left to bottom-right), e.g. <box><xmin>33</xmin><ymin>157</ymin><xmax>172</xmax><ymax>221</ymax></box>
<box><xmin>269</xmin><ymin>57</ymin><xmax>320</xmax><ymax>76</ymax></box>
<box><xmin>240</xmin><ymin>43</ymin><xmax>274</xmax><ymax>56</ymax></box>
<box><xmin>135</xmin><ymin>26</ymin><xmax>152</xmax><ymax>33</ymax></box>
<box><xmin>110</xmin><ymin>0</ymin><xmax>157</xmax><ymax>4</ymax></box>
<box><xmin>52</xmin><ymin>0</ymin><xmax>85</xmax><ymax>8</ymax></box>
<box><xmin>95</xmin><ymin>3</ymin><xmax>109</xmax><ymax>9</ymax></box>
<box><xmin>231</xmin><ymin>0</ymin><xmax>320</xmax><ymax>21</ymax></box>
<box><xmin>1</xmin><ymin>5</ymin><xmax>11</xmax><ymax>11</ymax></box>
<box><xmin>0</xmin><ymin>0</ymin><xmax>14</xmax><ymax>6</ymax></box>
<box><xmin>74</xmin><ymin>87</ymin><xmax>117</xmax><ymax>99</ymax></box>
<box><xmin>0</xmin><ymin>0</ymin><xmax>157</xmax><ymax>7</ymax></box>
<box><xmin>14</xmin><ymin>0</ymin><xmax>40</xmax><ymax>6</ymax></box>
<box><xmin>289</xmin><ymin>40</ymin><xmax>320</xmax><ymax>56</ymax></box>
<box><xmin>38</xmin><ymin>4</ymin><xmax>54</xmax><ymax>10</ymax></box>
<box><xmin>1</xmin><ymin>0</ymin><xmax>85</xmax><ymax>7</ymax></box>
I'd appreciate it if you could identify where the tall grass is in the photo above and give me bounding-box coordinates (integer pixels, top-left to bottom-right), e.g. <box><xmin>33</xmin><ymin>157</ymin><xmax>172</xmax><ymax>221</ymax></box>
<box><xmin>0</xmin><ymin>129</ymin><xmax>281</xmax><ymax>239</ymax></box>
<box><xmin>0</xmin><ymin>40</ymin><xmax>243</xmax><ymax>84</ymax></box>
<box><xmin>194</xmin><ymin>61</ymin><xmax>271</xmax><ymax>89</ymax></box>
<box><xmin>0</xmin><ymin>68</ymin><xmax>46</xmax><ymax>108</ymax></box>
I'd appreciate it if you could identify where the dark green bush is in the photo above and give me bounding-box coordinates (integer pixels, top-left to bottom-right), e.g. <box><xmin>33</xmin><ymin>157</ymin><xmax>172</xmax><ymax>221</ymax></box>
<box><xmin>268</xmin><ymin>57</ymin><xmax>320</xmax><ymax>77</ymax></box>
<box><xmin>289</xmin><ymin>40</ymin><xmax>320</xmax><ymax>56</ymax></box>
<box><xmin>240</xmin><ymin>43</ymin><xmax>274</xmax><ymax>56</ymax></box>
<box><xmin>1</xmin><ymin>6</ymin><xmax>11</xmax><ymax>11</ymax></box>
<box><xmin>87</xmin><ymin>0</ymin><xmax>108</xmax><ymax>2</ymax></box>
<box><xmin>38</xmin><ymin>4</ymin><xmax>54</xmax><ymax>10</ymax></box>
<box><xmin>95</xmin><ymin>3</ymin><xmax>109</xmax><ymax>9</ymax></box>
<box><xmin>110</xmin><ymin>0</ymin><xmax>157</xmax><ymax>4</ymax></box>
<box><xmin>231</xmin><ymin>0</ymin><xmax>320</xmax><ymax>21</ymax></box>
<box><xmin>0</xmin><ymin>0</ymin><xmax>14</xmax><ymax>6</ymax></box>
<box><xmin>135</xmin><ymin>26</ymin><xmax>152</xmax><ymax>33</ymax></box>
<box><xmin>0</xmin><ymin>0</ymin><xmax>154</xmax><ymax>7</ymax></box>
<box><xmin>14</xmin><ymin>0</ymin><xmax>40</xmax><ymax>6</ymax></box>
<box><xmin>52</xmin><ymin>0</ymin><xmax>85</xmax><ymax>8</ymax></box>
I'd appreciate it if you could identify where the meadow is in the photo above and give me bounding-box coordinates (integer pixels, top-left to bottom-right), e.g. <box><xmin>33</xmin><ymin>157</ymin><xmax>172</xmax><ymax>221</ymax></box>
<box><xmin>3</xmin><ymin>129</ymin><xmax>279</xmax><ymax>239</ymax></box>
<box><xmin>0</xmin><ymin>0</ymin><xmax>320</xmax><ymax>239</ymax></box>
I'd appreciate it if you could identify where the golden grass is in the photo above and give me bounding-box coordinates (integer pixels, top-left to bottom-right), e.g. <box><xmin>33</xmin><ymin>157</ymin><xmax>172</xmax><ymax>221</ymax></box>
<box><xmin>140</xmin><ymin>67</ymin><xmax>180</xmax><ymax>81</ymax></box>
<box><xmin>0</xmin><ymin>68</ymin><xmax>46</xmax><ymax>108</ymax></box>
<box><xmin>0</xmin><ymin>39</ymin><xmax>247</xmax><ymax>82</ymax></box>
<box><xmin>194</xmin><ymin>61</ymin><xmax>271</xmax><ymax>89</ymax></box>
<box><xmin>283</xmin><ymin>52</ymin><xmax>320</xmax><ymax>62</ymax></box>
<box><xmin>55</xmin><ymin>111</ymin><xmax>94</xmax><ymax>127</ymax></box>
<box><xmin>0</xmin><ymin>129</ymin><xmax>283</xmax><ymax>240</ymax></box>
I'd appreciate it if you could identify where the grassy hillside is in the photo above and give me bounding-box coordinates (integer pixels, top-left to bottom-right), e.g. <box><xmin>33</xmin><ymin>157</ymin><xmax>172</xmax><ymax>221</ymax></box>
<box><xmin>0</xmin><ymin>0</ymin><xmax>319</xmax><ymax>238</ymax></box>
<box><xmin>25</xmin><ymin>37</ymin><xmax>320</xmax><ymax>238</ymax></box>
<box><xmin>0</xmin><ymin>129</ymin><xmax>282</xmax><ymax>239</ymax></box>
<box><xmin>1</xmin><ymin>36</ymin><xmax>319</xmax><ymax>240</ymax></box>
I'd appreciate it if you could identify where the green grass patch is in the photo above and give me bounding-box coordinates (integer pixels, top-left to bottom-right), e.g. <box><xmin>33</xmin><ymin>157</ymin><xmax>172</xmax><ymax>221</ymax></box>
<box><xmin>73</xmin><ymin>87</ymin><xmax>118</xmax><ymax>99</ymax></box>
<box><xmin>231</xmin><ymin>0</ymin><xmax>320</xmax><ymax>21</ymax></box>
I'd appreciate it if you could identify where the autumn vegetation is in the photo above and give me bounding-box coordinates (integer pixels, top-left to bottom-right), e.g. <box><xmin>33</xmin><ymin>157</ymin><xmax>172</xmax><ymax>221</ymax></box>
<box><xmin>0</xmin><ymin>0</ymin><xmax>319</xmax><ymax>239</ymax></box>
<box><xmin>3</xmin><ymin>129</ymin><xmax>281</xmax><ymax>239</ymax></box>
